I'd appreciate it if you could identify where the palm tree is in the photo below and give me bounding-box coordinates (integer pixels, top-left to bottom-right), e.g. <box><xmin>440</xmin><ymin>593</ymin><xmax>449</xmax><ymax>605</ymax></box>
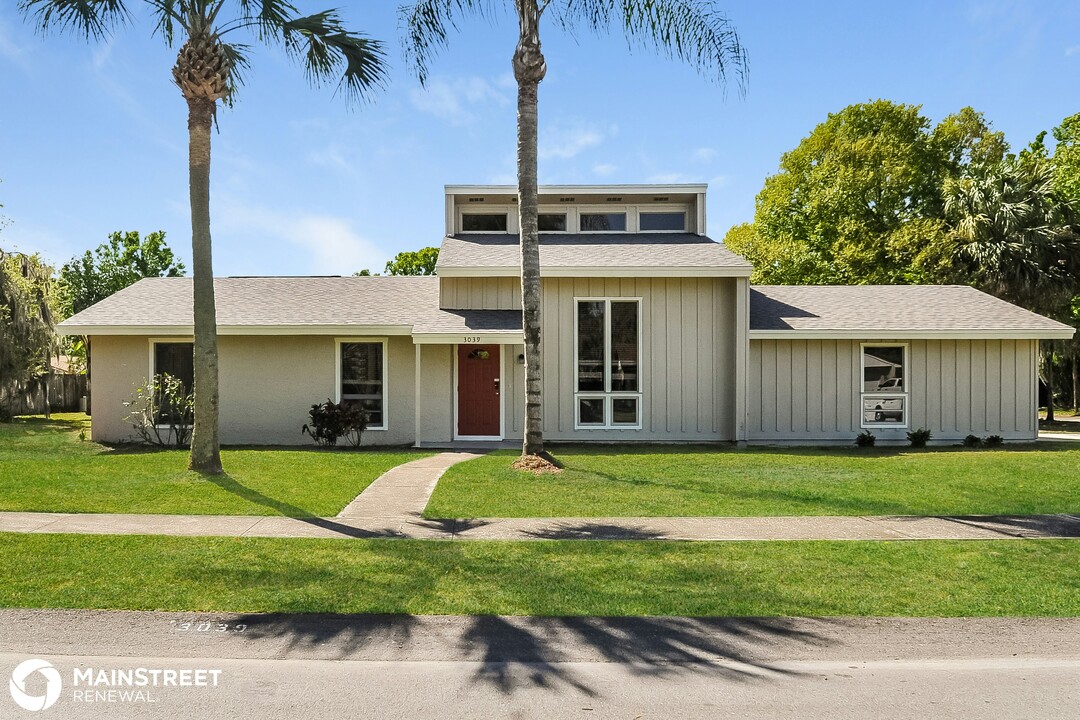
<box><xmin>944</xmin><ymin>158</ymin><xmax>1080</xmax><ymax>421</ymax></box>
<box><xmin>20</xmin><ymin>1</ymin><xmax>388</xmax><ymax>473</ymax></box>
<box><xmin>400</xmin><ymin>0</ymin><xmax>747</xmax><ymax>459</ymax></box>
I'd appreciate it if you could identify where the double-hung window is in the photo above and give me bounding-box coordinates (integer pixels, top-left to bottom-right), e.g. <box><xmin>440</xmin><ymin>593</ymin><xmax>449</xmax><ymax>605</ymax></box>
<box><xmin>860</xmin><ymin>344</ymin><xmax>908</xmax><ymax>428</ymax></box>
<box><xmin>575</xmin><ymin>299</ymin><xmax>641</xmax><ymax>429</ymax></box>
<box><xmin>338</xmin><ymin>340</ymin><xmax>387</xmax><ymax>430</ymax></box>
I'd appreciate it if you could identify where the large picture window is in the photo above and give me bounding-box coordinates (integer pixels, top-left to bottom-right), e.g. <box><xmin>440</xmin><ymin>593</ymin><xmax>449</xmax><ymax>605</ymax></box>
<box><xmin>338</xmin><ymin>340</ymin><xmax>387</xmax><ymax>430</ymax></box>
<box><xmin>575</xmin><ymin>299</ymin><xmax>641</xmax><ymax>429</ymax></box>
<box><xmin>861</xmin><ymin>344</ymin><xmax>908</xmax><ymax>428</ymax></box>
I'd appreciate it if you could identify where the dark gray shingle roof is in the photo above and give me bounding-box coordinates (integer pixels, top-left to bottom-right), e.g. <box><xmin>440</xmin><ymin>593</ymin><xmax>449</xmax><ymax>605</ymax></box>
<box><xmin>750</xmin><ymin>285</ymin><xmax>1074</xmax><ymax>337</ymax></box>
<box><xmin>438</xmin><ymin>233</ymin><xmax>751</xmax><ymax>274</ymax></box>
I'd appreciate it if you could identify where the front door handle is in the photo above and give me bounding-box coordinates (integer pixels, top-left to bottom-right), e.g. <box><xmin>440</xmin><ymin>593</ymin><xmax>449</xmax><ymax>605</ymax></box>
<box><xmin>494</xmin><ymin>378</ymin><xmax>500</xmax><ymax>396</ymax></box>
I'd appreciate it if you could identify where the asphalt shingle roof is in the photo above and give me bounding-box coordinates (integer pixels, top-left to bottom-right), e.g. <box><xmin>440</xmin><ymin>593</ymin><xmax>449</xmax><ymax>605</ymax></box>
<box><xmin>750</xmin><ymin>285</ymin><xmax>1074</xmax><ymax>336</ymax></box>
<box><xmin>437</xmin><ymin>233</ymin><xmax>751</xmax><ymax>272</ymax></box>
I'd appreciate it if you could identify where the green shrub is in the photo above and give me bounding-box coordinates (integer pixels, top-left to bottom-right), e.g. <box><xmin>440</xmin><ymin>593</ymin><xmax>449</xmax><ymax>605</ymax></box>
<box><xmin>907</xmin><ymin>427</ymin><xmax>933</xmax><ymax>448</ymax></box>
<box><xmin>301</xmin><ymin>399</ymin><xmax>368</xmax><ymax>447</ymax></box>
<box><xmin>123</xmin><ymin>374</ymin><xmax>194</xmax><ymax>448</ymax></box>
<box><xmin>962</xmin><ymin>434</ymin><xmax>982</xmax><ymax>448</ymax></box>
<box><xmin>985</xmin><ymin>435</ymin><xmax>1005</xmax><ymax>447</ymax></box>
<box><xmin>855</xmin><ymin>431</ymin><xmax>876</xmax><ymax>447</ymax></box>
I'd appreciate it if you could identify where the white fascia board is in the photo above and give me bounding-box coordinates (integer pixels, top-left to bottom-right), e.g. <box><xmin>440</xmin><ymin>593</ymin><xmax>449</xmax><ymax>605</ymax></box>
<box><xmin>444</xmin><ymin>183</ymin><xmax>709</xmax><ymax>196</ymax></box>
<box><xmin>437</xmin><ymin>265</ymin><xmax>752</xmax><ymax>278</ymax></box>
<box><xmin>59</xmin><ymin>324</ymin><xmax>414</xmax><ymax>337</ymax></box>
<box><xmin>749</xmin><ymin>328</ymin><xmax>1077</xmax><ymax>340</ymax></box>
<box><xmin>412</xmin><ymin>331</ymin><xmax>524</xmax><ymax>345</ymax></box>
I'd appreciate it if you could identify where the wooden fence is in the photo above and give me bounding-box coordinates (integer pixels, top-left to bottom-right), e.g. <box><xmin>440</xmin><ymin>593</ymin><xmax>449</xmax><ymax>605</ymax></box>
<box><xmin>1</xmin><ymin>374</ymin><xmax>88</xmax><ymax>417</ymax></box>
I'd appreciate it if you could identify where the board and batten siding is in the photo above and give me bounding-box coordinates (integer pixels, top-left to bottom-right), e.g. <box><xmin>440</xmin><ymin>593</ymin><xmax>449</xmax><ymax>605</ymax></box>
<box><xmin>748</xmin><ymin>338</ymin><xmax>1038</xmax><ymax>442</ymax></box>
<box><xmin>541</xmin><ymin>277</ymin><xmax>739</xmax><ymax>441</ymax></box>
<box><xmin>440</xmin><ymin>277</ymin><xmax>521</xmax><ymax>310</ymax></box>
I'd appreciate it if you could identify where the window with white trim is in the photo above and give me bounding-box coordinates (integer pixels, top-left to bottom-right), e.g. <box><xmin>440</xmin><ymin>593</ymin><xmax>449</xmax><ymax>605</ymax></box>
<box><xmin>338</xmin><ymin>340</ymin><xmax>387</xmax><ymax>429</ymax></box>
<box><xmin>860</xmin><ymin>344</ymin><xmax>908</xmax><ymax>428</ymax></box>
<box><xmin>639</xmin><ymin>211</ymin><xmax>686</xmax><ymax>232</ymax></box>
<box><xmin>575</xmin><ymin>299</ymin><xmax>641</xmax><ymax>429</ymax></box>
<box><xmin>461</xmin><ymin>213</ymin><xmax>508</xmax><ymax>232</ymax></box>
<box><xmin>579</xmin><ymin>212</ymin><xmax>627</xmax><ymax>232</ymax></box>
<box><xmin>151</xmin><ymin>341</ymin><xmax>193</xmax><ymax>426</ymax></box>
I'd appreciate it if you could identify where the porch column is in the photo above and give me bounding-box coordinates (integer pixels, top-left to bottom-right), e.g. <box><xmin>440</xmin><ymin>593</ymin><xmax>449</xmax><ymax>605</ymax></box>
<box><xmin>414</xmin><ymin>343</ymin><xmax>422</xmax><ymax>447</ymax></box>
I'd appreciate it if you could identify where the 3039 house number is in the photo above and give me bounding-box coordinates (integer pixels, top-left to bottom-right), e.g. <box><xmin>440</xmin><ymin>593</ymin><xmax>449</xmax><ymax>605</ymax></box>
<box><xmin>463</xmin><ymin>336</ymin><xmax>481</xmax><ymax>343</ymax></box>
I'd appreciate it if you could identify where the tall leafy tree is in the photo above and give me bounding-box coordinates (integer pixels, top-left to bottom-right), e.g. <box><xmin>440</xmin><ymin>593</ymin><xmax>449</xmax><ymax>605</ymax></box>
<box><xmin>20</xmin><ymin>1</ymin><xmax>388</xmax><ymax>473</ymax></box>
<box><xmin>62</xmin><ymin>230</ymin><xmax>185</xmax><ymax>316</ymax></box>
<box><xmin>401</xmin><ymin>0</ymin><xmax>747</xmax><ymax>458</ymax></box>
<box><xmin>0</xmin><ymin>250</ymin><xmax>59</xmax><ymax>420</ymax></box>
<box><xmin>743</xmin><ymin>102</ymin><xmax>1003</xmax><ymax>285</ymax></box>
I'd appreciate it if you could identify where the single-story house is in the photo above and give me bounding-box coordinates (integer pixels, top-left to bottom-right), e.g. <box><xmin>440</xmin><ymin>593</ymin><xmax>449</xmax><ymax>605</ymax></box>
<box><xmin>58</xmin><ymin>184</ymin><xmax>1075</xmax><ymax>446</ymax></box>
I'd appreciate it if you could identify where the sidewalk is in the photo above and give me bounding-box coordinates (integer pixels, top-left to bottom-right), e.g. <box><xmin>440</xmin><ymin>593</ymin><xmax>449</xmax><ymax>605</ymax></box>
<box><xmin>2</xmin><ymin>451</ymin><xmax>1077</xmax><ymax>541</ymax></box>
<box><xmin>0</xmin><ymin>510</ymin><xmax>1077</xmax><ymax>541</ymax></box>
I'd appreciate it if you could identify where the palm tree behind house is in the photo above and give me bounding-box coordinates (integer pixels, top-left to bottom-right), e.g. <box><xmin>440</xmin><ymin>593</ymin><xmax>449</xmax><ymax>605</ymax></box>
<box><xmin>20</xmin><ymin>0</ymin><xmax>389</xmax><ymax>472</ymax></box>
<box><xmin>400</xmin><ymin>0</ymin><xmax>747</xmax><ymax>458</ymax></box>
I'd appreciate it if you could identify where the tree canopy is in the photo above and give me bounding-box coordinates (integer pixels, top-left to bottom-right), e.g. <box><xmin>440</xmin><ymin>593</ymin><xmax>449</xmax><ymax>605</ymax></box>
<box><xmin>731</xmin><ymin>101</ymin><xmax>1005</xmax><ymax>285</ymax></box>
<box><xmin>0</xmin><ymin>250</ymin><xmax>58</xmax><ymax>397</ymax></box>
<box><xmin>61</xmin><ymin>230</ymin><xmax>185</xmax><ymax>316</ymax></box>
<box><xmin>383</xmin><ymin>247</ymin><xmax>439</xmax><ymax>276</ymax></box>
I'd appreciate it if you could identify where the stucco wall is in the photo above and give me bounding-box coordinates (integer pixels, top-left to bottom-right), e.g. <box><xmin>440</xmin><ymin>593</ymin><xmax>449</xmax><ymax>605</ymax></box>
<box><xmin>747</xmin><ymin>338</ymin><xmax>1038</xmax><ymax>443</ymax></box>
<box><xmin>89</xmin><ymin>334</ymin><xmax>417</xmax><ymax>446</ymax></box>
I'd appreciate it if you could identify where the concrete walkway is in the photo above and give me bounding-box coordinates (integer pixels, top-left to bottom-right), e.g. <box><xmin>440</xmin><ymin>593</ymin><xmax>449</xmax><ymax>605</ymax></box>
<box><xmin>0</xmin><ymin>510</ymin><xmax>1077</xmax><ymax>541</ymax></box>
<box><xmin>336</xmin><ymin>452</ymin><xmax>481</xmax><ymax>519</ymax></box>
<box><xmin>1</xmin><ymin>451</ymin><xmax>1078</xmax><ymax>541</ymax></box>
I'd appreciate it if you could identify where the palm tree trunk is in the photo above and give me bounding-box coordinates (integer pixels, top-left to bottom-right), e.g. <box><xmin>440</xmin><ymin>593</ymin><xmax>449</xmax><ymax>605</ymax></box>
<box><xmin>514</xmin><ymin>0</ymin><xmax>547</xmax><ymax>457</ymax></box>
<box><xmin>186</xmin><ymin>98</ymin><xmax>223</xmax><ymax>474</ymax></box>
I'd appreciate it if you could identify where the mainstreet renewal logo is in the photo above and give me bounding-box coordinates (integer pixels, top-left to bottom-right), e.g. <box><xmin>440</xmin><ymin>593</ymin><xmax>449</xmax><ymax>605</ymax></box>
<box><xmin>9</xmin><ymin>659</ymin><xmax>62</xmax><ymax>711</ymax></box>
<box><xmin>9</xmin><ymin>659</ymin><xmax>223</xmax><ymax>710</ymax></box>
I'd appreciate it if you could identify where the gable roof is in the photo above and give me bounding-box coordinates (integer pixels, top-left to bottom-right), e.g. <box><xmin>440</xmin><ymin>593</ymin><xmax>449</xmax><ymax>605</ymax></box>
<box><xmin>750</xmin><ymin>285</ymin><xmax>1075</xmax><ymax>340</ymax></box>
<box><xmin>437</xmin><ymin>233</ymin><xmax>751</xmax><ymax>278</ymax></box>
<box><xmin>57</xmin><ymin>276</ymin><xmax>522</xmax><ymax>340</ymax></box>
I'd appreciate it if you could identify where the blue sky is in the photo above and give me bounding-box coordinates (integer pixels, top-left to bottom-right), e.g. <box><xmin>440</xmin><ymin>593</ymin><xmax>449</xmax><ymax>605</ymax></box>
<box><xmin>1</xmin><ymin>0</ymin><xmax>1078</xmax><ymax>276</ymax></box>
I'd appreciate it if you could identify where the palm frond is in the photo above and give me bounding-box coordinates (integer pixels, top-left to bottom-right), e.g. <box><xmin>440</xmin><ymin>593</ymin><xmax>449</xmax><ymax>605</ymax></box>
<box><xmin>398</xmin><ymin>0</ymin><xmax>496</xmax><ymax>85</ymax></box>
<box><xmin>18</xmin><ymin>0</ymin><xmax>130</xmax><ymax>40</ymax></box>
<box><xmin>144</xmin><ymin>0</ymin><xmax>185</xmax><ymax>45</ymax></box>
<box><xmin>233</xmin><ymin>0</ymin><xmax>298</xmax><ymax>41</ymax></box>
<box><xmin>554</xmin><ymin>0</ymin><xmax>747</xmax><ymax>93</ymax></box>
<box><xmin>279</xmin><ymin>10</ymin><xmax>389</xmax><ymax>104</ymax></box>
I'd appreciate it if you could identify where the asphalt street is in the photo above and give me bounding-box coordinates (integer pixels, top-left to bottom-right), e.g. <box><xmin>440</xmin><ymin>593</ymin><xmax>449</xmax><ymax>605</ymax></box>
<box><xmin>1</xmin><ymin>611</ymin><xmax>1077</xmax><ymax>719</ymax></box>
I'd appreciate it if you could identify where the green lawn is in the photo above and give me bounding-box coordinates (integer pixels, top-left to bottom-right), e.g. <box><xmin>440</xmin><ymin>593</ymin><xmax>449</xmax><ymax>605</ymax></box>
<box><xmin>425</xmin><ymin>445</ymin><xmax>1080</xmax><ymax>518</ymax></box>
<box><xmin>0</xmin><ymin>533</ymin><xmax>1076</xmax><ymax>616</ymax></box>
<box><xmin>0</xmin><ymin>414</ymin><xmax>429</xmax><ymax>516</ymax></box>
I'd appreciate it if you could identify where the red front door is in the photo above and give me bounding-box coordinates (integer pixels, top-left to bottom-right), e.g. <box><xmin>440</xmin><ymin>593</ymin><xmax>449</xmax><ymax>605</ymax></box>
<box><xmin>457</xmin><ymin>345</ymin><xmax>501</xmax><ymax>437</ymax></box>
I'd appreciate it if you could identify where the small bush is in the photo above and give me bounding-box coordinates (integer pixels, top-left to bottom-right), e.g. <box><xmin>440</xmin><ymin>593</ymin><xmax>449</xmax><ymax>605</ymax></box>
<box><xmin>855</xmin><ymin>431</ymin><xmax>876</xmax><ymax>447</ymax></box>
<box><xmin>123</xmin><ymin>374</ymin><xmax>194</xmax><ymax>448</ymax></box>
<box><xmin>985</xmin><ymin>435</ymin><xmax>1005</xmax><ymax>447</ymax></box>
<box><xmin>907</xmin><ymin>427</ymin><xmax>933</xmax><ymax>448</ymax></box>
<box><xmin>962</xmin><ymin>434</ymin><xmax>982</xmax><ymax>448</ymax></box>
<box><xmin>302</xmin><ymin>399</ymin><xmax>368</xmax><ymax>447</ymax></box>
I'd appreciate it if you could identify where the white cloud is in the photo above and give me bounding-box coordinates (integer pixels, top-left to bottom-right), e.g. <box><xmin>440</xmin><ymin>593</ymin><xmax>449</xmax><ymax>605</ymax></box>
<box><xmin>307</xmin><ymin>144</ymin><xmax>350</xmax><ymax>171</ymax></box>
<box><xmin>592</xmin><ymin>163</ymin><xmax>618</xmax><ymax>177</ymax></box>
<box><xmin>692</xmin><ymin>147</ymin><xmax>717</xmax><ymax>163</ymax></box>
<box><xmin>409</xmin><ymin>76</ymin><xmax>510</xmax><ymax>125</ymax></box>
<box><xmin>0</xmin><ymin>15</ymin><xmax>30</xmax><ymax>68</ymax></box>
<box><xmin>539</xmin><ymin>122</ymin><xmax>616</xmax><ymax>160</ymax></box>
<box><xmin>216</xmin><ymin>198</ymin><xmax>388</xmax><ymax>275</ymax></box>
<box><xmin>1067</xmin><ymin>45</ymin><xmax>1080</xmax><ymax>57</ymax></box>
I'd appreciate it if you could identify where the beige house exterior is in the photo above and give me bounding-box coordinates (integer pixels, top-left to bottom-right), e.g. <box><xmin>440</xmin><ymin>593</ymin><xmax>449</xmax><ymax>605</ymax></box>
<box><xmin>59</xmin><ymin>184</ymin><xmax>1075</xmax><ymax>447</ymax></box>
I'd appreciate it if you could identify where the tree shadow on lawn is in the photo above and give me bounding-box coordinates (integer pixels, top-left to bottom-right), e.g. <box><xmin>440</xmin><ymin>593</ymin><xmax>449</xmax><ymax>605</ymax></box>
<box><xmin>220</xmin><ymin>612</ymin><xmax>836</xmax><ymax>697</ymax></box>
<box><xmin>521</xmin><ymin>522</ymin><xmax>671</xmax><ymax>540</ymax></box>
<box><xmin>203</xmin><ymin>473</ymin><xmax>400</xmax><ymax>539</ymax></box>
